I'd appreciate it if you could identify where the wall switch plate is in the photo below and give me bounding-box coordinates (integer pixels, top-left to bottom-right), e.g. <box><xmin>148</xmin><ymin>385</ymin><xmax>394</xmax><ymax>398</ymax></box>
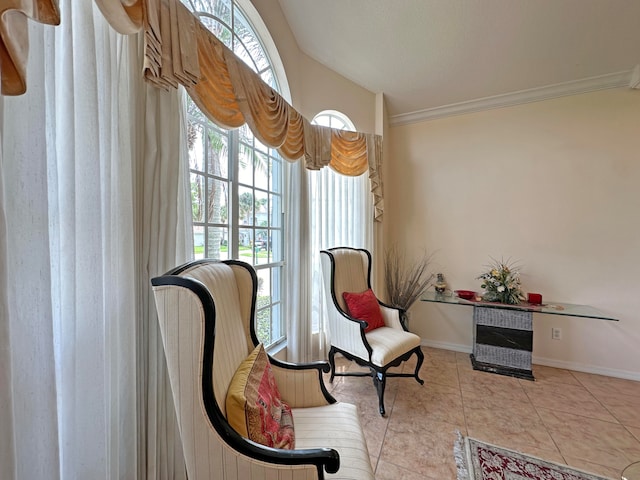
<box><xmin>551</xmin><ymin>327</ymin><xmax>562</xmax><ymax>340</ymax></box>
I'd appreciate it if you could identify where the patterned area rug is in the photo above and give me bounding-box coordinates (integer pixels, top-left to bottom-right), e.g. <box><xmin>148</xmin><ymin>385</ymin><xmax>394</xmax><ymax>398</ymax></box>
<box><xmin>454</xmin><ymin>433</ymin><xmax>610</xmax><ymax>480</ymax></box>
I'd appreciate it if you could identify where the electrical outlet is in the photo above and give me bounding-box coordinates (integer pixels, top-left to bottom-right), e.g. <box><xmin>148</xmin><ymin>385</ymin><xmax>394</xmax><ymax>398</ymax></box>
<box><xmin>551</xmin><ymin>327</ymin><xmax>562</xmax><ymax>340</ymax></box>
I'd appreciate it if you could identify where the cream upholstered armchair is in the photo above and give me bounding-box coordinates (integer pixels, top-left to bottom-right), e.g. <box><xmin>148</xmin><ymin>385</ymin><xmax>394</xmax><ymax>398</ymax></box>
<box><xmin>151</xmin><ymin>259</ymin><xmax>373</xmax><ymax>480</ymax></box>
<box><xmin>320</xmin><ymin>247</ymin><xmax>425</xmax><ymax>416</ymax></box>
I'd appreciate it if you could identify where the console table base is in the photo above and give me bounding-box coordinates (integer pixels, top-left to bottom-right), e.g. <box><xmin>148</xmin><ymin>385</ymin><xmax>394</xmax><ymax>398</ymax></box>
<box><xmin>472</xmin><ymin>306</ymin><xmax>535</xmax><ymax>381</ymax></box>
<box><xmin>470</xmin><ymin>354</ymin><xmax>535</xmax><ymax>380</ymax></box>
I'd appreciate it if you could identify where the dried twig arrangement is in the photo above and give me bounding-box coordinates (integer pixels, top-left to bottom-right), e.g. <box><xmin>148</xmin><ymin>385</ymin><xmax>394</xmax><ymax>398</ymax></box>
<box><xmin>384</xmin><ymin>245</ymin><xmax>434</xmax><ymax>311</ymax></box>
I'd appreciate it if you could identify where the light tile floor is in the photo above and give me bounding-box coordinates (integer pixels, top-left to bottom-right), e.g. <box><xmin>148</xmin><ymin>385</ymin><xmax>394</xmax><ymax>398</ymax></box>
<box><xmin>324</xmin><ymin>347</ymin><xmax>640</xmax><ymax>480</ymax></box>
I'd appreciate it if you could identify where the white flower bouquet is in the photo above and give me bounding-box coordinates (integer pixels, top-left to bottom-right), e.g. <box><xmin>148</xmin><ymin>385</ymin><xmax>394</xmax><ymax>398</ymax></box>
<box><xmin>477</xmin><ymin>257</ymin><xmax>524</xmax><ymax>305</ymax></box>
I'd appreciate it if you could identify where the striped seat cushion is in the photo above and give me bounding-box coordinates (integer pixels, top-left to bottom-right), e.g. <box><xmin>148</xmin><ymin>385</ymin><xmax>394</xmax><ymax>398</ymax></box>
<box><xmin>365</xmin><ymin>326</ymin><xmax>421</xmax><ymax>367</ymax></box>
<box><xmin>293</xmin><ymin>402</ymin><xmax>374</xmax><ymax>480</ymax></box>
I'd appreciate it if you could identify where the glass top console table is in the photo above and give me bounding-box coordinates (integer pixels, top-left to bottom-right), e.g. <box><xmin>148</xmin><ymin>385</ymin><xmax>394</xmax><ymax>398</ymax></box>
<box><xmin>421</xmin><ymin>292</ymin><xmax>618</xmax><ymax>380</ymax></box>
<box><xmin>421</xmin><ymin>292</ymin><xmax>618</xmax><ymax>321</ymax></box>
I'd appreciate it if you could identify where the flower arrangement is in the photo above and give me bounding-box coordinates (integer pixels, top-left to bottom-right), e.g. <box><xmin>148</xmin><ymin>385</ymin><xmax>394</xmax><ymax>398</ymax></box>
<box><xmin>477</xmin><ymin>257</ymin><xmax>524</xmax><ymax>305</ymax></box>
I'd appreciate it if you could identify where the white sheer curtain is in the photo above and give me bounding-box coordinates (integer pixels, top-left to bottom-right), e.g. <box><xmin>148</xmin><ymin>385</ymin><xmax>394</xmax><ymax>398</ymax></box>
<box><xmin>284</xmin><ymin>160</ymin><xmax>312</xmax><ymax>363</ymax></box>
<box><xmin>308</xmin><ymin>167</ymin><xmax>373</xmax><ymax>360</ymax></box>
<box><xmin>286</xmin><ymin>164</ymin><xmax>373</xmax><ymax>364</ymax></box>
<box><xmin>0</xmin><ymin>95</ymin><xmax>14</xmax><ymax>476</ymax></box>
<box><xmin>136</xmin><ymin>75</ymin><xmax>191</xmax><ymax>480</ymax></box>
<box><xmin>0</xmin><ymin>2</ymin><xmax>190</xmax><ymax>478</ymax></box>
<box><xmin>286</xmin><ymin>109</ymin><xmax>374</xmax><ymax>363</ymax></box>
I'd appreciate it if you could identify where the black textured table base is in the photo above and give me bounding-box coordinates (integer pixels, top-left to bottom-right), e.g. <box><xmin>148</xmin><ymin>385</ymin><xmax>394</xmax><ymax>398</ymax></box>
<box><xmin>470</xmin><ymin>354</ymin><xmax>535</xmax><ymax>381</ymax></box>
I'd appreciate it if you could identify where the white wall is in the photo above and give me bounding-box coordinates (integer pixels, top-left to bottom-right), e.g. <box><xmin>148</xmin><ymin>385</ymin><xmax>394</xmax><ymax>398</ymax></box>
<box><xmin>251</xmin><ymin>2</ymin><xmax>640</xmax><ymax>379</ymax></box>
<box><xmin>387</xmin><ymin>89</ymin><xmax>640</xmax><ymax>380</ymax></box>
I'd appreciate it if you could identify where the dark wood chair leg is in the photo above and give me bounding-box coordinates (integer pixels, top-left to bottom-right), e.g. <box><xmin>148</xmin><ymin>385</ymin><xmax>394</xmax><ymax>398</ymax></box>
<box><xmin>414</xmin><ymin>347</ymin><xmax>425</xmax><ymax>385</ymax></box>
<box><xmin>328</xmin><ymin>346</ymin><xmax>337</xmax><ymax>383</ymax></box>
<box><xmin>372</xmin><ymin>370</ymin><xmax>387</xmax><ymax>416</ymax></box>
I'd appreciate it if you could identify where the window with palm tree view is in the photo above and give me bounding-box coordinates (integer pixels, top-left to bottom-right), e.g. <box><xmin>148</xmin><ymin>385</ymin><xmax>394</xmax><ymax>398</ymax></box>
<box><xmin>184</xmin><ymin>0</ymin><xmax>284</xmax><ymax>347</ymax></box>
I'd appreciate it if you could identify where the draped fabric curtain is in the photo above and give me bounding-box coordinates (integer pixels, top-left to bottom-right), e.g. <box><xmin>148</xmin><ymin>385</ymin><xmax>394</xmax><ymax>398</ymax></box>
<box><xmin>0</xmin><ymin>0</ymin><xmax>382</xmax><ymax>477</ymax></box>
<box><xmin>0</xmin><ymin>2</ymin><xmax>189</xmax><ymax>478</ymax></box>
<box><xmin>96</xmin><ymin>0</ymin><xmax>384</xmax><ymax>221</ymax></box>
<box><xmin>0</xmin><ymin>0</ymin><xmax>60</xmax><ymax>95</ymax></box>
<box><xmin>96</xmin><ymin>0</ymin><xmax>385</xmax><ymax>366</ymax></box>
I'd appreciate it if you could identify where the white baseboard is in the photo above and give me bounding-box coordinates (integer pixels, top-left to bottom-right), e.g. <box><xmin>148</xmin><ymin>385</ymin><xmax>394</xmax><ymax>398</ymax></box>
<box><xmin>421</xmin><ymin>339</ymin><xmax>471</xmax><ymax>354</ymax></box>
<box><xmin>531</xmin><ymin>355</ymin><xmax>640</xmax><ymax>382</ymax></box>
<box><xmin>420</xmin><ymin>339</ymin><xmax>640</xmax><ymax>382</ymax></box>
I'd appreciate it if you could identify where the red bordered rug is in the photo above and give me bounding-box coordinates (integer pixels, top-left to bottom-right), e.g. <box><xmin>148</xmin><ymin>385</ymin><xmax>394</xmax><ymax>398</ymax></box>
<box><xmin>454</xmin><ymin>433</ymin><xmax>610</xmax><ymax>480</ymax></box>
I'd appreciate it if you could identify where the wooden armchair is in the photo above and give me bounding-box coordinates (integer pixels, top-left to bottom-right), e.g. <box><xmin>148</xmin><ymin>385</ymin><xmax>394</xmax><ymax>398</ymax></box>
<box><xmin>320</xmin><ymin>247</ymin><xmax>425</xmax><ymax>415</ymax></box>
<box><xmin>151</xmin><ymin>259</ymin><xmax>374</xmax><ymax>479</ymax></box>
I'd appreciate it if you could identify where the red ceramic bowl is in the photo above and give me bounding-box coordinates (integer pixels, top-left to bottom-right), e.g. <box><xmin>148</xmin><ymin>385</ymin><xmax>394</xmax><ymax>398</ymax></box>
<box><xmin>455</xmin><ymin>290</ymin><xmax>475</xmax><ymax>300</ymax></box>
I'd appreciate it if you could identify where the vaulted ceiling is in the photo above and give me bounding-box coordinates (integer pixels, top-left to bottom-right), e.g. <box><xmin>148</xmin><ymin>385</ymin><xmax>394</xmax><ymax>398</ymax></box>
<box><xmin>277</xmin><ymin>0</ymin><xmax>640</xmax><ymax>125</ymax></box>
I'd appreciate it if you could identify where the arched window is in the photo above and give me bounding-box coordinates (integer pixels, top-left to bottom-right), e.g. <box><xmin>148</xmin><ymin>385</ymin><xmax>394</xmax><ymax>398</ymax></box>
<box><xmin>309</xmin><ymin>110</ymin><xmax>373</xmax><ymax>335</ymax></box>
<box><xmin>183</xmin><ymin>0</ymin><xmax>286</xmax><ymax>347</ymax></box>
<box><xmin>311</xmin><ymin>110</ymin><xmax>355</xmax><ymax>131</ymax></box>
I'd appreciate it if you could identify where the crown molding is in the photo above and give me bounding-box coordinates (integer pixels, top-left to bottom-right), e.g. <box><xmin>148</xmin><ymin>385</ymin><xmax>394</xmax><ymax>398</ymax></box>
<box><xmin>390</xmin><ymin>70</ymin><xmax>633</xmax><ymax>127</ymax></box>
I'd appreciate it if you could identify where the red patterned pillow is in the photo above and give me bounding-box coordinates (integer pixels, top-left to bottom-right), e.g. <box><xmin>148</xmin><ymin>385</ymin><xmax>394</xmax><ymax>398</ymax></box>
<box><xmin>342</xmin><ymin>288</ymin><xmax>386</xmax><ymax>332</ymax></box>
<box><xmin>226</xmin><ymin>344</ymin><xmax>295</xmax><ymax>449</ymax></box>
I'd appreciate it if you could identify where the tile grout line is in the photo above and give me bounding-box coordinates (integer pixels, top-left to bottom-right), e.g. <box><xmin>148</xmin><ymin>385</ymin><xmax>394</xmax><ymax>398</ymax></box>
<box><xmin>521</xmin><ymin>378</ymin><xmax>568</xmax><ymax>465</ymax></box>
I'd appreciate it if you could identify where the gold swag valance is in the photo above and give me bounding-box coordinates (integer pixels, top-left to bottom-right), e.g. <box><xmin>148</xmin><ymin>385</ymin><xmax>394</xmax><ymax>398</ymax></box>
<box><xmin>0</xmin><ymin>0</ymin><xmax>60</xmax><ymax>95</ymax></box>
<box><xmin>95</xmin><ymin>0</ymin><xmax>384</xmax><ymax>221</ymax></box>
